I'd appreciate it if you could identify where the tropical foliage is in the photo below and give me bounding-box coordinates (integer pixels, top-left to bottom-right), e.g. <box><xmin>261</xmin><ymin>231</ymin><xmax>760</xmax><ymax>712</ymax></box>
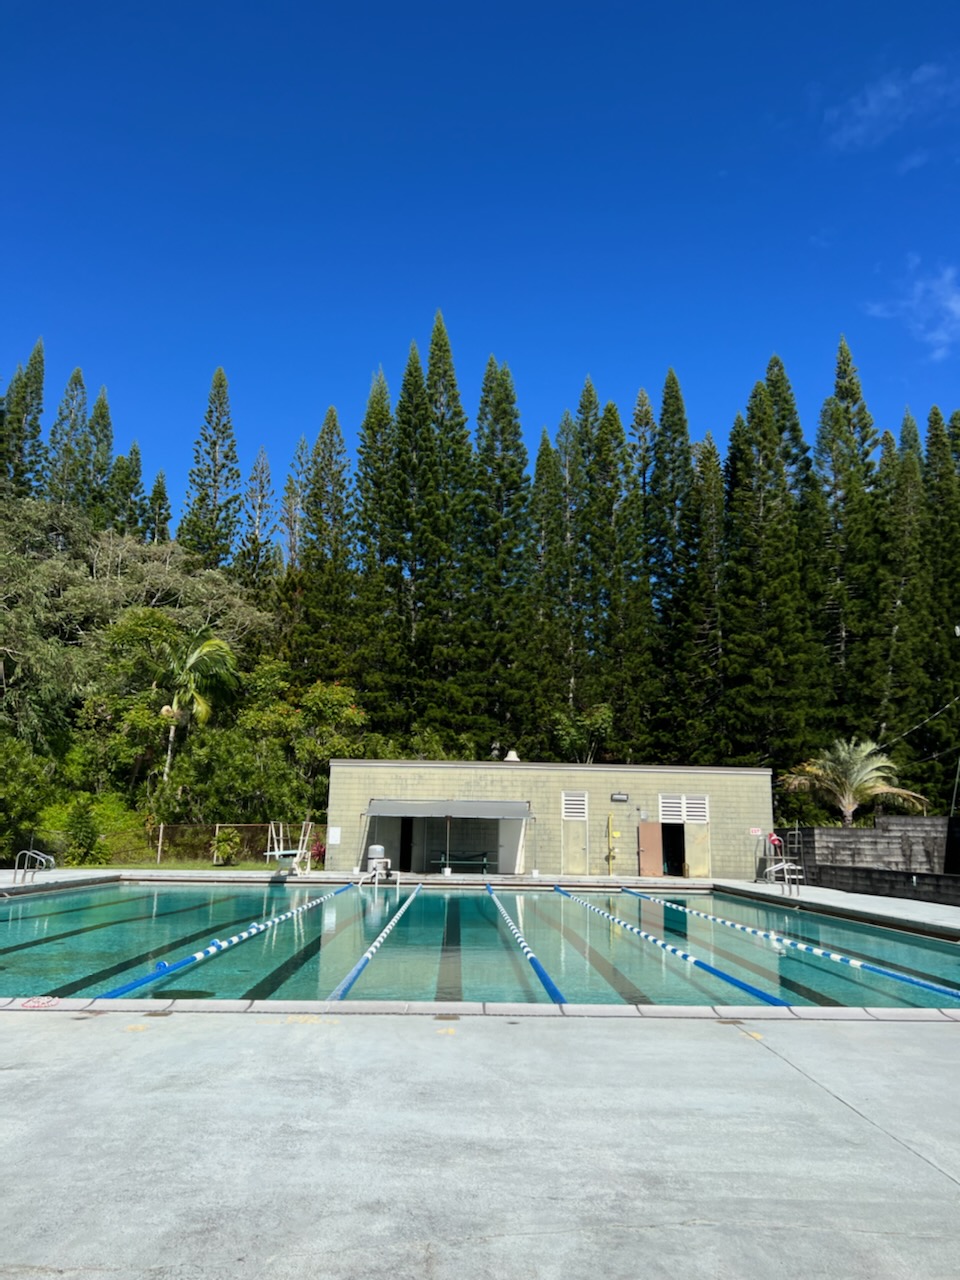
<box><xmin>780</xmin><ymin>738</ymin><xmax>927</xmax><ymax>826</ymax></box>
<box><xmin>2</xmin><ymin>319</ymin><xmax>959</xmax><ymax>855</ymax></box>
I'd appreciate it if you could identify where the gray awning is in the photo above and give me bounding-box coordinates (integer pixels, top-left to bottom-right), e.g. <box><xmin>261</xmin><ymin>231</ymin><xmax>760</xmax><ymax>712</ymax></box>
<box><xmin>365</xmin><ymin>799</ymin><xmax>530</xmax><ymax>820</ymax></box>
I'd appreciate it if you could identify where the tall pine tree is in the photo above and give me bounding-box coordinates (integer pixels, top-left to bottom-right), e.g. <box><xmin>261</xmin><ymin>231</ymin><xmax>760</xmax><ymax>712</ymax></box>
<box><xmin>144</xmin><ymin>472</ymin><xmax>171</xmax><ymax>543</ymax></box>
<box><xmin>423</xmin><ymin>313</ymin><xmax>476</xmax><ymax>742</ymax></box>
<box><xmin>353</xmin><ymin>370</ymin><xmax>394</xmax><ymax>574</ymax></box>
<box><xmin>516</xmin><ymin>429</ymin><xmax>569</xmax><ymax>758</ymax></box>
<box><xmin>177</xmin><ymin>367</ymin><xmax>242</xmax><ymax>568</ymax></box>
<box><xmin>350</xmin><ymin>370</ymin><xmax>400</xmax><ymax>734</ymax></box>
<box><xmin>616</xmin><ymin>386</ymin><xmax>661</xmax><ymax>760</ymax></box>
<box><xmin>718</xmin><ymin>385</ymin><xmax>809</xmax><ymax>769</ymax></box>
<box><xmin>812</xmin><ymin>338</ymin><xmax>878</xmax><ymax>734</ymax></box>
<box><xmin>46</xmin><ymin>368</ymin><xmax>88</xmax><ymax>509</ymax></box>
<box><xmin>107</xmin><ymin>441</ymin><xmax>147</xmax><ymax>538</ymax></box>
<box><xmin>87</xmin><ymin>387</ymin><xmax>115</xmax><ymax>529</ymax></box>
<box><xmin>471</xmin><ymin>356</ymin><xmax>529</xmax><ymax>748</ymax></box>
<box><xmin>581</xmin><ymin>396</ymin><xmax>631</xmax><ymax>719</ymax></box>
<box><xmin>867</xmin><ymin>421</ymin><xmax>930</xmax><ymax>756</ymax></box>
<box><xmin>235</xmin><ymin>446</ymin><xmax>280</xmax><ymax>599</ymax></box>
<box><xmin>298</xmin><ymin>407</ymin><xmax>357</xmax><ymax>679</ymax></box>
<box><xmin>369</xmin><ymin>343</ymin><xmax>440</xmax><ymax>737</ymax></box>
<box><xmin>671</xmin><ymin>433</ymin><xmax>726</xmax><ymax>764</ymax></box>
<box><xmin>279</xmin><ymin>436</ymin><xmax>310</xmax><ymax>570</ymax></box>
<box><xmin>646</xmin><ymin>369</ymin><xmax>696</xmax><ymax>752</ymax></box>
<box><xmin>916</xmin><ymin>406</ymin><xmax>960</xmax><ymax>803</ymax></box>
<box><xmin>1</xmin><ymin>339</ymin><xmax>45</xmax><ymax>496</ymax></box>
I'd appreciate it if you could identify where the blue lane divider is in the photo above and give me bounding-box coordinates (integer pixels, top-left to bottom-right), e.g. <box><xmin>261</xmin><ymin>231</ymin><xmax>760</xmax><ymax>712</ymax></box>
<box><xmin>102</xmin><ymin>884</ymin><xmax>356</xmax><ymax>999</ymax></box>
<box><xmin>624</xmin><ymin>889</ymin><xmax>960</xmax><ymax>1004</ymax></box>
<box><xmin>554</xmin><ymin>887</ymin><xmax>787</xmax><ymax>1006</ymax></box>
<box><xmin>485</xmin><ymin>884</ymin><xmax>566</xmax><ymax>1004</ymax></box>
<box><xmin>327</xmin><ymin>883</ymin><xmax>423</xmax><ymax>1000</ymax></box>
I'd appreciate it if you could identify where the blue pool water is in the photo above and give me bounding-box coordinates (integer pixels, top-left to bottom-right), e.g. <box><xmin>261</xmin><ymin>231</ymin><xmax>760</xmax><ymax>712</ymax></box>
<box><xmin>1</xmin><ymin>883</ymin><xmax>958</xmax><ymax>1006</ymax></box>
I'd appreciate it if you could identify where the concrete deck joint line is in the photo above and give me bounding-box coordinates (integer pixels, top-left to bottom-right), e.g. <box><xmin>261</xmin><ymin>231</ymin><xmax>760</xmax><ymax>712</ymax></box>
<box><xmin>743</xmin><ymin>1015</ymin><xmax>960</xmax><ymax>1196</ymax></box>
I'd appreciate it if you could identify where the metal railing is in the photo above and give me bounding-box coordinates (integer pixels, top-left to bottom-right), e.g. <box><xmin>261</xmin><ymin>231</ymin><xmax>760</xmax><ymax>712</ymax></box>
<box><xmin>13</xmin><ymin>850</ymin><xmax>57</xmax><ymax>884</ymax></box>
<box><xmin>763</xmin><ymin>859</ymin><xmax>804</xmax><ymax>895</ymax></box>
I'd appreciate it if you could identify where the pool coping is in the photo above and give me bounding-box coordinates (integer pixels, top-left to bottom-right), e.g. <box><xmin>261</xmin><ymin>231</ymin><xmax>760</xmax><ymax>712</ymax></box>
<box><xmin>0</xmin><ymin>995</ymin><xmax>957</xmax><ymax>1020</ymax></box>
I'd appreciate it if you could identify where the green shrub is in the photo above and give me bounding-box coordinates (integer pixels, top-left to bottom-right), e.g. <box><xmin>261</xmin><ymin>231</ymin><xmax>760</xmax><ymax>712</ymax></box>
<box><xmin>64</xmin><ymin>796</ymin><xmax>108</xmax><ymax>866</ymax></box>
<box><xmin>0</xmin><ymin>737</ymin><xmax>50</xmax><ymax>860</ymax></box>
<box><xmin>210</xmin><ymin>826</ymin><xmax>242</xmax><ymax>866</ymax></box>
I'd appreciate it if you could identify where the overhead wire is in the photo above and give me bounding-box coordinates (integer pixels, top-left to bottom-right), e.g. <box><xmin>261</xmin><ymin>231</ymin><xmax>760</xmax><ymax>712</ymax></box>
<box><xmin>877</xmin><ymin>692</ymin><xmax>960</xmax><ymax>751</ymax></box>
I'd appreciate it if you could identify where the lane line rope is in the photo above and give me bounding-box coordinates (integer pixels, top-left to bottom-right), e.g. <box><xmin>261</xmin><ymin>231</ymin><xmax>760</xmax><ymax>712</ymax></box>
<box><xmin>103</xmin><ymin>884</ymin><xmax>356</xmax><ymax>999</ymax></box>
<box><xmin>555</xmin><ymin>887</ymin><xmax>787</xmax><ymax>1006</ymax></box>
<box><xmin>327</xmin><ymin>883</ymin><xmax>423</xmax><ymax>1000</ymax></box>
<box><xmin>486</xmin><ymin>884</ymin><xmax>566</xmax><ymax>1004</ymax></box>
<box><xmin>623</xmin><ymin>889</ymin><xmax>960</xmax><ymax>1004</ymax></box>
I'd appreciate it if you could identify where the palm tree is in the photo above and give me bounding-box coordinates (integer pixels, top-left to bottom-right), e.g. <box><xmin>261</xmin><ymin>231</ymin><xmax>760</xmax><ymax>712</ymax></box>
<box><xmin>780</xmin><ymin>737</ymin><xmax>926</xmax><ymax>827</ymax></box>
<box><xmin>158</xmin><ymin>629</ymin><xmax>239</xmax><ymax>782</ymax></box>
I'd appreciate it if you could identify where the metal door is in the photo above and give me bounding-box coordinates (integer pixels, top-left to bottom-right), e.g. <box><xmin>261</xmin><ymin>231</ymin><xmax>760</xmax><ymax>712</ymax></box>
<box><xmin>638</xmin><ymin>822</ymin><xmax>663</xmax><ymax>876</ymax></box>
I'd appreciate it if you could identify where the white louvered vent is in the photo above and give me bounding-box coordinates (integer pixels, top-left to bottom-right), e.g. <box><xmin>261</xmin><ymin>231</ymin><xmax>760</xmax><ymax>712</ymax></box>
<box><xmin>658</xmin><ymin>794</ymin><xmax>684</xmax><ymax>823</ymax></box>
<box><xmin>659</xmin><ymin>794</ymin><xmax>710</xmax><ymax>823</ymax></box>
<box><xmin>562</xmin><ymin>791</ymin><xmax>588</xmax><ymax>821</ymax></box>
<box><xmin>684</xmin><ymin>794</ymin><xmax>709</xmax><ymax>823</ymax></box>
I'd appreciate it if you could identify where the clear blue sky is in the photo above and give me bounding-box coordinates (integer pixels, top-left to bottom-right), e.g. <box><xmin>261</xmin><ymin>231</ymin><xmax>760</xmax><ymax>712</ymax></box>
<box><xmin>4</xmin><ymin>0</ymin><xmax>960</xmax><ymax>517</ymax></box>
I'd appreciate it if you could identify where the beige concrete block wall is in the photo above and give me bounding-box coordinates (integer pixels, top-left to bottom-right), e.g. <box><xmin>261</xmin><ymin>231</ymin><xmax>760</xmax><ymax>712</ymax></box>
<box><xmin>326</xmin><ymin>760</ymin><xmax>772</xmax><ymax>880</ymax></box>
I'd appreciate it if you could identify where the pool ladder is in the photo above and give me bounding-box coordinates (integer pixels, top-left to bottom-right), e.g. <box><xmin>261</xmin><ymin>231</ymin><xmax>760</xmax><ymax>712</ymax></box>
<box><xmin>13</xmin><ymin>849</ymin><xmax>56</xmax><ymax>885</ymax></box>
<box><xmin>357</xmin><ymin>859</ymin><xmax>401</xmax><ymax>899</ymax></box>
<box><xmin>764</xmin><ymin>860</ymin><xmax>804</xmax><ymax>896</ymax></box>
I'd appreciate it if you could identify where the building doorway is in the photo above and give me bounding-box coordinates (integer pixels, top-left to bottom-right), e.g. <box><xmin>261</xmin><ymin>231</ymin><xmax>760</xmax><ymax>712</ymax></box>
<box><xmin>399</xmin><ymin>817</ymin><xmax>413</xmax><ymax>872</ymax></box>
<box><xmin>662</xmin><ymin>823</ymin><xmax>686</xmax><ymax>876</ymax></box>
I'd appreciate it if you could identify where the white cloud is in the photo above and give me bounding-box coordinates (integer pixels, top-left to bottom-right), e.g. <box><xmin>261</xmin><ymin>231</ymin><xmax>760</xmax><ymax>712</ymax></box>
<box><xmin>868</xmin><ymin>262</ymin><xmax>960</xmax><ymax>361</ymax></box>
<box><xmin>825</xmin><ymin>63</ymin><xmax>960</xmax><ymax>149</ymax></box>
<box><xmin>897</xmin><ymin>149</ymin><xmax>930</xmax><ymax>175</ymax></box>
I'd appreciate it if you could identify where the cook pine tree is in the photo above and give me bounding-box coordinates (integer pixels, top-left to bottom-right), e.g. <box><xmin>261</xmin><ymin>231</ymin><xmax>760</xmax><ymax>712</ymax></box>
<box><xmin>1</xmin><ymin>339</ymin><xmax>46</xmax><ymax>496</ymax></box>
<box><xmin>471</xmin><ymin>354</ymin><xmax>530</xmax><ymax>750</ymax></box>
<box><xmin>177</xmin><ymin>367</ymin><xmax>242</xmax><ymax>569</ymax></box>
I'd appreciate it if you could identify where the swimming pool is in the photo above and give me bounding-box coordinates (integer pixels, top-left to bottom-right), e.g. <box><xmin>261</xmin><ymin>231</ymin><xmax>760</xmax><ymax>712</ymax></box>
<box><xmin>3</xmin><ymin>882</ymin><xmax>959</xmax><ymax>1008</ymax></box>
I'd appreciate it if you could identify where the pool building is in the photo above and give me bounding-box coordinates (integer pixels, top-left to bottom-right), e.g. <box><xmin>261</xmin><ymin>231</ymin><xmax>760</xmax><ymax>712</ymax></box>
<box><xmin>324</xmin><ymin>758</ymin><xmax>773</xmax><ymax>879</ymax></box>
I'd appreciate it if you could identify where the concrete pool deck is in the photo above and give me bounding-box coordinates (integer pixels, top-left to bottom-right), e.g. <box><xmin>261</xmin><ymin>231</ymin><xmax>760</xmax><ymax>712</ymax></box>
<box><xmin>1</xmin><ymin>1008</ymin><xmax>959</xmax><ymax>1278</ymax></box>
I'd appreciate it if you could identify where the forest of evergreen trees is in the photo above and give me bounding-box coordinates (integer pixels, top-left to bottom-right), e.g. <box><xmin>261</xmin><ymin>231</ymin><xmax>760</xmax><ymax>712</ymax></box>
<box><xmin>3</xmin><ymin>312</ymin><xmax>960</xmax><ymax>855</ymax></box>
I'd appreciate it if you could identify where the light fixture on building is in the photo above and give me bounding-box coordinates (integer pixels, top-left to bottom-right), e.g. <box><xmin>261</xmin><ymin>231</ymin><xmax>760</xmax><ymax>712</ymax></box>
<box><xmin>610</xmin><ymin>792</ymin><xmax>629</xmax><ymax>802</ymax></box>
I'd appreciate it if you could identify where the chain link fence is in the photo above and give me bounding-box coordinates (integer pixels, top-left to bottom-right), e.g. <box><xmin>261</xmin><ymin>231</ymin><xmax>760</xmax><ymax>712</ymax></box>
<box><xmin>25</xmin><ymin>821</ymin><xmax>326</xmax><ymax>867</ymax></box>
<box><xmin>151</xmin><ymin>822</ymin><xmax>326</xmax><ymax>865</ymax></box>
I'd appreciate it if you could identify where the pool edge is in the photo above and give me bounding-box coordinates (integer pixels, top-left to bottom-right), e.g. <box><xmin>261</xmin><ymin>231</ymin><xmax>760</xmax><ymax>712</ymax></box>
<box><xmin>1</xmin><ymin>995</ymin><xmax>958</xmax><ymax>1021</ymax></box>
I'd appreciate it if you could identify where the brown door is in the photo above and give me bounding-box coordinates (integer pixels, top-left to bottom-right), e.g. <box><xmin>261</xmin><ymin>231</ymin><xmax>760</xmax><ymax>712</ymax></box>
<box><xmin>638</xmin><ymin>822</ymin><xmax>663</xmax><ymax>876</ymax></box>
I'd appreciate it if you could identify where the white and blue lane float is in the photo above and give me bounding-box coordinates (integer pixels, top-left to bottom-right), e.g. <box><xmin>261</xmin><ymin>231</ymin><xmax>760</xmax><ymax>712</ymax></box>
<box><xmin>623</xmin><ymin>889</ymin><xmax>960</xmax><ymax>1004</ymax></box>
<box><xmin>102</xmin><ymin>883</ymin><xmax>356</xmax><ymax>999</ymax></box>
<box><xmin>327</xmin><ymin>882</ymin><xmax>424</xmax><ymax>1000</ymax></box>
<box><xmin>486</xmin><ymin>884</ymin><xmax>567</xmax><ymax>1004</ymax></box>
<box><xmin>555</xmin><ymin>886</ymin><xmax>788</xmax><ymax>1006</ymax></box>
